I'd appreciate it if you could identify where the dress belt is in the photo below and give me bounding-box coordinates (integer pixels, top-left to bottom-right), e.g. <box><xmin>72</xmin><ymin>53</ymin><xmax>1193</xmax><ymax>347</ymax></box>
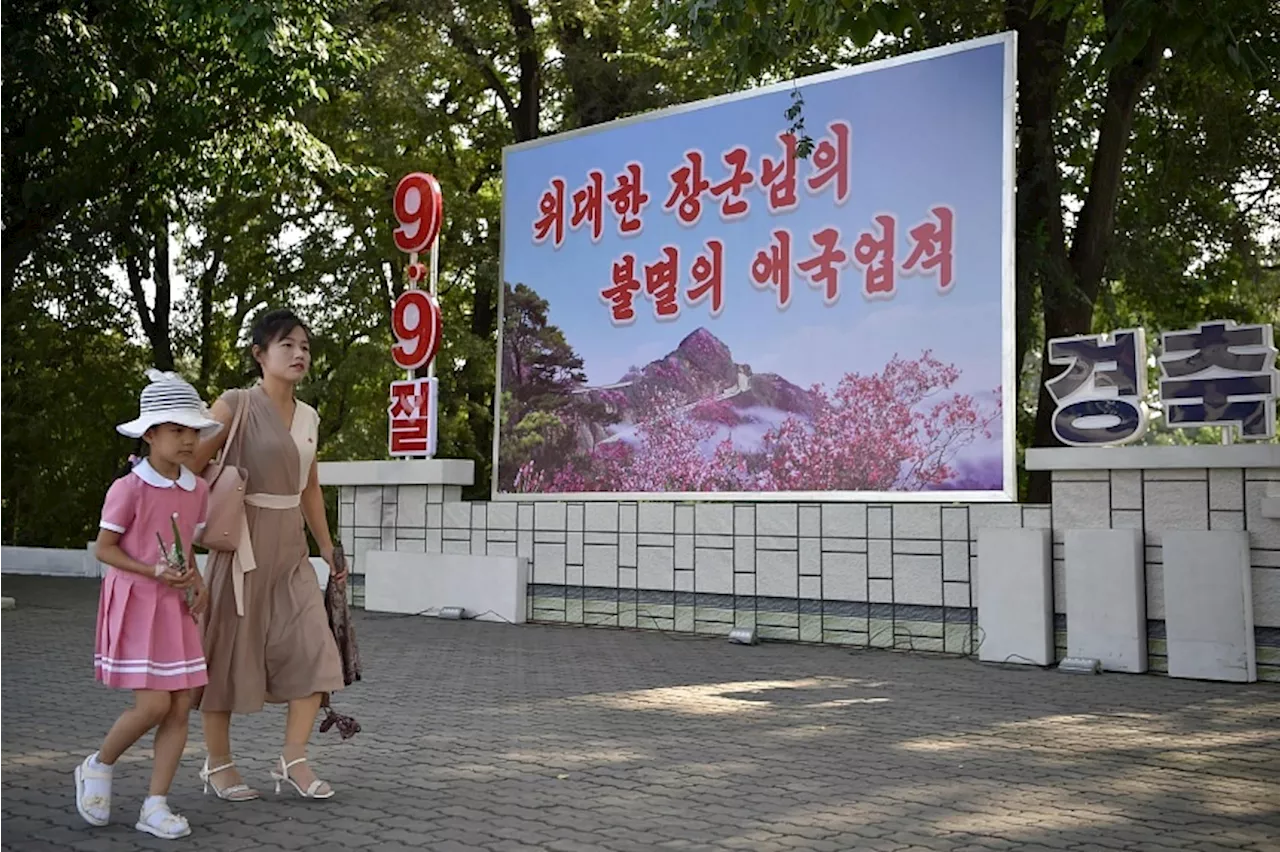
<box><xmin>230</xmin><ymin>492</ymin><xmax>302</xmax><ymax>616</ymax></box>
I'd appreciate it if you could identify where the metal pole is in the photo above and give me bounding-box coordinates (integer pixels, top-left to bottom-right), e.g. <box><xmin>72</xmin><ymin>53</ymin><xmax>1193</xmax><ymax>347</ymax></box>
<box><xmin>428</xmin><ymin>237</ymin><xmax>439</xmax><ymax>382</ymax></box>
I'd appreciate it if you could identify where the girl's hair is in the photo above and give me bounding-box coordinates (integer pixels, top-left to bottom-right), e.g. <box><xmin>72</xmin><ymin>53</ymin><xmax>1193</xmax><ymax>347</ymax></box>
<box><xmin>249</xmin><ymin>308</ymin><xmax>311</xmax><ymax>376</ymax></box>
<box><xmin>115</xmin><ymin>437</ymin><xmax>148</xmax><ymax>480</ymax></box>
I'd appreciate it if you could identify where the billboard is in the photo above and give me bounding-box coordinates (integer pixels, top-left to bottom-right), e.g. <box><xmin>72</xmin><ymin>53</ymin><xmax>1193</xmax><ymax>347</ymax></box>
<box><xmin>495</xmin><ymin>32</ymin><xmax>1016</xmax><ymax>502</ymax></box>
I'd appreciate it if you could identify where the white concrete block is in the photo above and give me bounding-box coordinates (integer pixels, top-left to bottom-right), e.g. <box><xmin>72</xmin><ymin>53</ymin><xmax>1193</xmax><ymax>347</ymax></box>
<box><xmin>675</xmin><ymin>505</ymin><xmax>694</xmax><ymax>535</ymax></box>
<box><xmin>638</xmin><ymin>503</ymin><xmax>673</xmax><ymax>533</ymax></box>
<box><xmin>397</xmin><ymin>486</ymin><xmax>427</xmax><ymax>526</ymax></box>
<box><xmin>822</xmin><ymin>552</ymin><xmax>867</xmax><ymax>601</ymax></box>
<box><xmin>535</xmin><ymin>503</ymin><xmax>566</xmax><ymax>531</ymax></box>
<box><xmin>868</xmin><ymin>540</ymin><xmax>892</xmax><ymax>579</ymax></box>
<box><xmin>799</xmin><ymin>538</ymin><xmax>821</xmax><ymax>576</ymax></box>
<box><xmin>756</xmin><ymin>550</ymin><xmax>797</xmax><ymax>598</ymax></box>
<box><xmin>893</xmin><ymin>555</ymin><xmax>942</xmax><ymax>606</ymax></box>
<box><xmin>694</xmin><ymin>548</ymin><xmax>733</xmax><ymax>594</ymax></box>
<box><xmin>443</xmin><ymin>502</ymin><xmax>472</xmax><ymax>529</ymax></box>
<box><xmin>977</xmin><ymin>529</ymin><xmax>1053</xmax><ymax>666</ymax></box>
<box><xmin>894</xmin><ymin>505</ymin><xmax>940</xmax><ymax>540</ymax></box>
<box><xmin>799</xmin><ymin>506</ymin><xmax>821</xmax><ymax>537</ymax></box>
<box><xmin>363</xmin><ymin>550</ymin><xmax>527</xmax><ymax>624</ymax></box>
<box><xmin>488</xmin><ymin>503</ymin><xmax>517</xmax><ymax>530</ymax></box>
<box><xmin>354</xmin><ymin>486</ymin><xmax>381</xmax><ymax>526</ymax></box>
<box><xmin>637</xmin><ymin>546</ymin><xmax>673</xmax><ymax>589</ymax></box>
<box><xmin>695</xmin><ymin>503</ymin><xmax>733</xmax><ymax>535</ymax></box>
<box><xmin>584</xmin><ymin>502</ymin><xmax>618</xmax><ymax>532</ymax></box>
<box><xmin>1162</xmin><ymin>531</ymin><xmax>1255</xmax><ymax>682</ymax></box>
<box><xmin>758</xmin><ymin>504</ymin><xmax>798</xmax><ymax>536</ymax></box>
<box><xmin>1110</xmin><ymin>470</ymin><xmax>1142</xmax><ymax>511</ymax></box>
<box><xmin>822</xmin><ymin>504</ymin><xmax>866</xmax><ymax>538</ymax></box>
<box><xmin>1208</xmin><ymin>469</ymin><xmax>1244</xmax><ymax>511</ymax></box>
<box><xmin>942</xmin><ymin>507</ymin><xmax>968</xmax><ymax>540</ymax></box>
<box><xmin>1064</xmin><ymin>528</ymin><xmax>1147</xmax><ymax>673</ymax></box>
<box><xmin>583</xmin><ymin>544</ymin><xmax>618</xmax><ymax>587</ymax></box>
<box><xmin>1052</xmin><ymin>481</ymin><xmax>1111</xmax><ymax>529</ymax></box>
<box><xmin>533</xmin><ymin>543</ymin><xmax>565</xmax><ymax>584</ymax></box>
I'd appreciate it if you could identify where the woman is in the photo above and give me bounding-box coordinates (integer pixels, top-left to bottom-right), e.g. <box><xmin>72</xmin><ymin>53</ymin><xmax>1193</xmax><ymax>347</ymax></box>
<box><xmin>192</xmin><ymin>308</ymin><xmax>346</xmax><ymax>801</ymax></box>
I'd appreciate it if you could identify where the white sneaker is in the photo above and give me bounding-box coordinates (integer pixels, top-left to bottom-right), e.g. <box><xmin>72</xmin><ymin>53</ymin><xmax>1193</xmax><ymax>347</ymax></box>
<box><xmin>135</xmin><ymin>798</ymin><xmax>191</xmax><ymax>840</ymax></box>
<box><xmin>73</xmin><ymin>753</ymin><xmax>111</xmax><ymax>826</ymax></box>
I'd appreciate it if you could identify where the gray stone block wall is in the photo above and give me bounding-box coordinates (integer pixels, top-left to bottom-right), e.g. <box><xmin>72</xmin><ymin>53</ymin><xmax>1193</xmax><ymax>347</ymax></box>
<box><xmin>339</xmin><ymin>486</ymin><xmax>1051</xmax><ymax>657</ymax></box>
<box><xmin>1049</xmin><ymin>465</ymin><xmax>1280</xmax><ymax>680</ymax></box>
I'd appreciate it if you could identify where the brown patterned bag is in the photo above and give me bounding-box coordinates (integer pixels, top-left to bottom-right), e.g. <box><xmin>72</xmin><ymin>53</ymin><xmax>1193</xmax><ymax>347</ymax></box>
<box><xmin>320</xmin><ymin>544</ymin><xmax>362</xmax><ymax>739</ymax></box>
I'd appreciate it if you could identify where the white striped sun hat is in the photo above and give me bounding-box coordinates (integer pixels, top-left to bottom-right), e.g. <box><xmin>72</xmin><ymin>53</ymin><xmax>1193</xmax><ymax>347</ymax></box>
<box><xmin>116</xmin><ymin>369</ymin><xmax>223</xmax><ymax>439</ymax></box>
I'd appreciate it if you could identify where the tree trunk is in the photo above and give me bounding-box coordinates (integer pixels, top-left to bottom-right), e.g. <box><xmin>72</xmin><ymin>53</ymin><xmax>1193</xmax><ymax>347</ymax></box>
<box><xmin>1004</xmin><ymin>0</ymin><xmax>1070</xmax><ymax>502</ymax></box>
<box><xmin>198</xmin><ymin>246</ymin><xmax>223</xmax><ymax>393</ymax></box>
<box><xmin>123</xmin><ymin>222</ymin><xmax>175</xmax><ymax>371</ymax></box>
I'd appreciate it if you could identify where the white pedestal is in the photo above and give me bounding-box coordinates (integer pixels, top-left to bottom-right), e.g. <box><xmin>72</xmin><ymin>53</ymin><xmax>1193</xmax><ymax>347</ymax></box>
<box><xmin>977</xmin><ymin>528</ymin><xmax>1053</xmax><ymax>665</ymax></box>
<box><xmin>1065</xmin><ymin>528</ymin><xmax>1147</xmax><ymax>673</ymax></box>
<box><xmin>364</xmin><ymin>550</ymin><xmax>529</xmax><ymax>624</ymax></box>
<box><xmin>1163</xmin><ymin>530</ymin><xmax>1256</xmax><ymax>682</ymax></box>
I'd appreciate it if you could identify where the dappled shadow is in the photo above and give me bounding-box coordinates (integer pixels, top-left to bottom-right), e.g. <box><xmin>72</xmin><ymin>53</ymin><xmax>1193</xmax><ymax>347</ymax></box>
<box><xmin>3</xmin><ymin>576</ymin><xmax>1278</xmax><ymax>851</ymax></box>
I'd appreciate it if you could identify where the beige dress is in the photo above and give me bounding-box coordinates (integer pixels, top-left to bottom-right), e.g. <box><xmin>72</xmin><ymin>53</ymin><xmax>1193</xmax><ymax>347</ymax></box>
<box><xmin>199</xmin><ymin>386</ymin><xmax>343</xmax><ymax>714</ymax></box>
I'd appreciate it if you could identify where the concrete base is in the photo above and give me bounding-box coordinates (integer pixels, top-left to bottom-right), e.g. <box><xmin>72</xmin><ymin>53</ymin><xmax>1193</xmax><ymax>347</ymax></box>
<box><xmin>364</xmin><ymin>550</ymin><xmax>529</xmax><ymax>624</ymax></box>
<box><xmin>1163</xmin><ymin>530</ymin><xmax>1256</xmax><ymax>682</ymax></box>
<box><xmin>1</xmin><ymin>597</ymin><xmax>15</xmax><ymax>610</ymax></box>
<box><xmin>977</xmin><ymin>528</ymin><xmax>1053</xmax><ymax>666</ymax></box>
<box><xmin>1065</xmin><ymin>528</ymin><xmax>1147</xmax><ymax>673</ymax></box>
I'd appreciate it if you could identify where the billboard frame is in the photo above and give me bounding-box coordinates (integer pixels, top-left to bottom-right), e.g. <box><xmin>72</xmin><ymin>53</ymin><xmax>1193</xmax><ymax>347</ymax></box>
<box><xmin>491</xmin><ymin>31</ymin><xmax>1018</xmax><ymax>503</ymax></box>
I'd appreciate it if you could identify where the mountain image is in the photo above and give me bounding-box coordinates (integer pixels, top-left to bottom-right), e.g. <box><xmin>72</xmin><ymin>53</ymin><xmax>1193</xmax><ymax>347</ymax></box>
<box><xmin>498</xmin><ymin>282</ymin><xmax>1001</xmax><ymax>494</ymax></box>
<box><xmin>574</xmin><ymin>328</ymin><xmax>819</xmax><ymax>455</ymax></box>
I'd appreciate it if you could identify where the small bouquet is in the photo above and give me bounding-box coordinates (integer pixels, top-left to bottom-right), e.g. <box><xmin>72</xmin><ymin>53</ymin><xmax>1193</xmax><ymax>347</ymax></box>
<box><xmin>157</xmin><ymin>513</ymin><xmax>198</xmax><ymax>617</ymax></box>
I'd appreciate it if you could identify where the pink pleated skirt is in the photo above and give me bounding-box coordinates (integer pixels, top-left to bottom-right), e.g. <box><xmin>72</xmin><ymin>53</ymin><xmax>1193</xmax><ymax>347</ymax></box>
<box><xmin>94</xmin><ymin>568</ymin><xmax>208</xmax><ymax>691</ymax></box>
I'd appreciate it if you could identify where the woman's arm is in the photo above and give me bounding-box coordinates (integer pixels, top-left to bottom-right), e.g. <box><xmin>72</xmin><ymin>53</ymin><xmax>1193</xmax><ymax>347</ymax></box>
<box><xmin>301</xmin><ymin>458</ymin><xmax>345</xmax><ymax>580</ymax></box>
<box><xmin>190</xmin><ymin>397</ymin><xmax>235</xmax><ymax>475</ymax></box>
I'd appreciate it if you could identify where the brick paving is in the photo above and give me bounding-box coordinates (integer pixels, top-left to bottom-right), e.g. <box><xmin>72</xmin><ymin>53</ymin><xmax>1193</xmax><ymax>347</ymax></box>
<box><xmin>2</xmin><ymin>575</ymin><xmax>1279</xmax><ymax>852</ymax></box>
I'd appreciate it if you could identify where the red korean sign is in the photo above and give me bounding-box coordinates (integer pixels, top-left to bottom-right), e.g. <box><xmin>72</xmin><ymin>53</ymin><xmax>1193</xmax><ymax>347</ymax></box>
<box><xmin>388</xmin><ymin>172</ymin><xmax>444</xmax><ymax>458</ymax></box>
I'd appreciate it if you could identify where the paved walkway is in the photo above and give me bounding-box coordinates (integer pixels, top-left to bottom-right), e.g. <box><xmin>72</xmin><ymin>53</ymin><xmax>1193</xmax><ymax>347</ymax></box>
<box><xmin>2</xmin><ymin>575</ymin><xmax>1278</xmax><ymax>852</ymax></box>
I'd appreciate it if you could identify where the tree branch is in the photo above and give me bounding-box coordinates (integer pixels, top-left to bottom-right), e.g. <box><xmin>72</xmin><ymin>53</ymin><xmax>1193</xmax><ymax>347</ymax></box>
<box><xmin>448</xmin><ymin>21</ymin><xmax>520</xmax><ymax>132</ymax></box>
<box><xmin>125</xmin><ymin>250</ymin><xmax>155</xmax><ymax>339</ymax></box>
<box><xmin>1069</xmin><ymin>5</ymin><xmax>1165</xmax><ymax>304</ymax></box>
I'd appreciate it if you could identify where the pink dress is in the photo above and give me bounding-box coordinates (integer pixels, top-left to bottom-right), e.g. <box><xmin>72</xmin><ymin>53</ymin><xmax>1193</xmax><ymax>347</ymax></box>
<box><xmin>94</xmin><ymin>460</ymin><xmax>210</xmax><ymax>691</ymax></box>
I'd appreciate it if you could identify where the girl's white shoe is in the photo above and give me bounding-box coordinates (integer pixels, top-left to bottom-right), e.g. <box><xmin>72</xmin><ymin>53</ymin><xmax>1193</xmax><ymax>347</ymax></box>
<box><xmin>73</xmin><ymin>753</ymin><xmax>112</xmax><ymax>826</ymax></box>
<box><xmin>136</xmin><ymin>797</ymin><xmax>191</xmax><ymax>840</ymax></box>
<box><xmin>269</xmin><ymin>755</ymin><xmax>335</xmax><ymax>799</ymax></box>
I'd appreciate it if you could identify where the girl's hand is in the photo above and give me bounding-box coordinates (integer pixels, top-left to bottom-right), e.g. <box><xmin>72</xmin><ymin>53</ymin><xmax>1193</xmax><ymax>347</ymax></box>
<box><xmin>156</xmin><ymin>566</ymin><xmax>187</xmax><ymax>587</ymax></box>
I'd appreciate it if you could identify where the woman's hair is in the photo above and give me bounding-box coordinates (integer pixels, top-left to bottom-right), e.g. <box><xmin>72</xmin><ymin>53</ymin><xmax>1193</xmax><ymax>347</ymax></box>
<box><xmin>115</xmin><ymin>437</ymin><xmax>147</xmax><ymax>480</ymax></box>
<box><xmin>249</xmin><ymin>308</ymin><xmax>311</xmax><ymax>376</ymax></box>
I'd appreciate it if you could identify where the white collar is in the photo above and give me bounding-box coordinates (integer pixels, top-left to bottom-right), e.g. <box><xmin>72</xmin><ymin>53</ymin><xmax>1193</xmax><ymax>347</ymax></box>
<box><xmin>132</xmin><ymin>459</ymin><xmax>198</xmax><ymax>492</ymax></box>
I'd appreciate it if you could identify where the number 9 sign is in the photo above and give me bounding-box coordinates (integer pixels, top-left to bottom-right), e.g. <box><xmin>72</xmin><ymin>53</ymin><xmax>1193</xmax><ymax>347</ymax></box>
<box><xmin>393</xmin><ymin>172</ymin><xmax>443</xmax><ymax>254</ymax></box>
<box><xmin>391</xmin><ymin>289</ymin><xmax>443</xmax><ymax>371</ymax></box>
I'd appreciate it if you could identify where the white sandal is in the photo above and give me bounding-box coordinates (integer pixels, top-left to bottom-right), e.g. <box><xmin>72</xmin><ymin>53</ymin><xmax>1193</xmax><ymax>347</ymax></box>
<box><xmin>199</xmin><ymin>757</ymin><xmax>260</xmax><ymax>801</ymax></box>
<box><xmin>135</xmin><ymin>798</ymin><xmax>191</xmax><ymax>840</ymax></box>
<box><xmin>269</xmin><ymin>755</ymin><xmax>335</xmax><ymax>799</ymax></box>
<box><xmin>73</xmin><ymin>753</ymin><xmax>111</xmax><ymax>826</ymax></box>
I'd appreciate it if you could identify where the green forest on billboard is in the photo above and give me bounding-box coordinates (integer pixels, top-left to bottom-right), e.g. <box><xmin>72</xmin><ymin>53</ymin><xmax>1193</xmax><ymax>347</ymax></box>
<box><xmin>4</xmin><ymin>0</ymin><xmax>1279</xmax><ymax>546</ymax></box>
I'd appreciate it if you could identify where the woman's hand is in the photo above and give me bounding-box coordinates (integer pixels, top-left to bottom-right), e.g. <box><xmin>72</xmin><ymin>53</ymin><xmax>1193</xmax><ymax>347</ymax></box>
<box><xmin>321</xmin><ymin>544</ymin><xmax>347</xmax><ymax>584</ymax></box>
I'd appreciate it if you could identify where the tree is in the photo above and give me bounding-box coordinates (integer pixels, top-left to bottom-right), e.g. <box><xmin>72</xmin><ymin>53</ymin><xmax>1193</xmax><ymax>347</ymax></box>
<box><xmin>2</xmin><ymin>0</ymin><xmax>368</xmax><ymax>365</ymax></box>
<box><xmin>667</xmin><ymin>0</ymin><xmax>1280</xmax><ymax>500</ymax></box>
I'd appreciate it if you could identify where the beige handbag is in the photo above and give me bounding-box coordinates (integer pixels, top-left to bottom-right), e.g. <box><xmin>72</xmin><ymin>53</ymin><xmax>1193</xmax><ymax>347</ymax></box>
<box><xmin>197</xmin><ymin>392</ymin><xmax>248</xmax><ymax>552</ymax></box>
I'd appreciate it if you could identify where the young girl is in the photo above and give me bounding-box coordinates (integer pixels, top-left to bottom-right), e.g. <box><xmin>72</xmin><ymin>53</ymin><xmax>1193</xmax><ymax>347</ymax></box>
<box><xmin>74</xmin><ymin>370</ymin><xmax>219</xmax><ymax>840</ymax></box>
